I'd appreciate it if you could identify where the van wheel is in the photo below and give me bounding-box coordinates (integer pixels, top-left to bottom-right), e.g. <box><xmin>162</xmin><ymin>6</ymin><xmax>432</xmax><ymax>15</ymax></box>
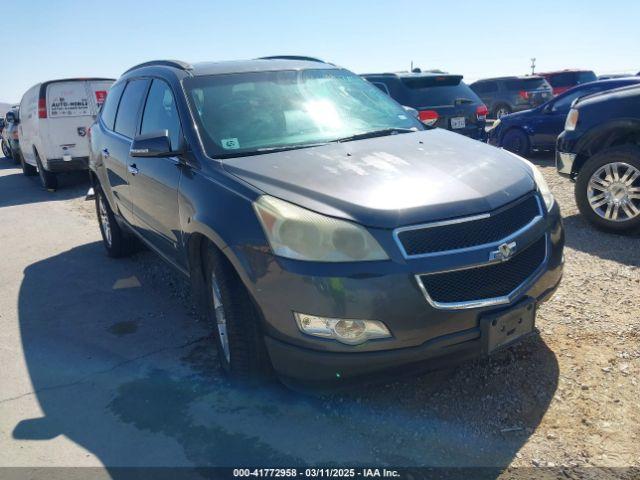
<box><xmin>502</xmin><ymin>129</ymin><xmax>530</xmax><ymax>156</ymax></box>
<box><xmin>35</xmin><ymin>152</ymin><xmax>58</xmax><ymax>190</ymax></box>
<box><xmin>204</xmin><ymin>243</ymin><xmax>271</xmax><ymax>381</ymax></box>
<box><xmin>575</xmin><ymin>145</ymin><xmax>640</xmax><ymax>233</ymax></box>
<box><xmin>95</xmin><ymin>186</ymin><xmax>135</xmax><ymax>257</ymax></box>
<box><xmin>494</xmin><ymin>104</ymin><xmax>512</xmax><ymax>119</ymax></box>
<box><xmin>2</xmin><ymin>141</ymin><xmax>11</xmax><ymax>160</ymax></box>
<box><xmin>21</xmin><ymin>155</ymin><xmax>37</xmax><ymax>176</ymax></box>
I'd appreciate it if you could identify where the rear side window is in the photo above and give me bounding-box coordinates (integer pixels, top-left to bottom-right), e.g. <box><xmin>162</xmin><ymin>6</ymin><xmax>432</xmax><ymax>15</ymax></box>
<box><xmin>400</xmin><ymin>76</ymin><xmax>481</xmax><ymax>107</ymax></box>
<box><xmin>576</xmin><ymin>71</ymin><xmax>597</xmax><ymax>85</ymax></box>
<box><xmin>100</xmin><ymin>82</ymin><xmax>126</xmax><ymax>131</ymax></box>
<box><xmin>141</xmin><ymin>79</ymin><xmax>182</xmax><ymax>150</ymax></box>
<box><xmin>504</xmin><ymin>78</ymin><xmax>549</xmax><ymax>90</ymax></box>
<box><xmin>114</xmin><ymin>79</ymin><xmax>150</xmax><ymax>139</ymax></box>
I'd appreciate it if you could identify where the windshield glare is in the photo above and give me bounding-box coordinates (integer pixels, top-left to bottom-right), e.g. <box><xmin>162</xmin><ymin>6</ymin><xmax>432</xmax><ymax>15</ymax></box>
<box><xmin>184</xmin><ymin>69</ymin><xmax>422</xmax><ymax>157</ymax></box>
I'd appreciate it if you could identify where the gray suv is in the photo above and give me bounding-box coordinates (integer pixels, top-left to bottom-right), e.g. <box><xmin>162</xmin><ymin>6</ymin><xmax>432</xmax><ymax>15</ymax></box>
<box><xmin>471</xmin><ymin>76</ymin><xmax>553</xmax><ymax>119</ymax></box>
<box><xmin>89</xmin><ymin>58</ymin><xmax>564</xmax><ymax>388</ymax></box>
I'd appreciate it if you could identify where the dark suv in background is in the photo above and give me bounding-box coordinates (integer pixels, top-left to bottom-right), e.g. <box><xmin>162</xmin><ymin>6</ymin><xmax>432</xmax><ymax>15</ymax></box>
<box><xmin>540</xmin><ymin>70</ymin><xmax>597</xmax><ymax>96</ymax></box>
<box><xmin>470</xmin><ymin>76</ymin><xmax>553</xmax><ymax>119</ymax></box>
<box><xmin>89</xmin><ymin>57</ymin><xmax>563</xmax><ymax>388</ymax></box>
<box><xmin>361</xmin><ymin>71</ymin><xmax>487</xmax><ymax>140</ymax></box>
<box><xmin>488</xmin><ymin>77</ymin><xmax>640</xmax><ymax>156</ymax></box>
<box><xmin>556</xmin><ymin>84</ymin><xmax>640</xmax><ymax>233</ymax></box>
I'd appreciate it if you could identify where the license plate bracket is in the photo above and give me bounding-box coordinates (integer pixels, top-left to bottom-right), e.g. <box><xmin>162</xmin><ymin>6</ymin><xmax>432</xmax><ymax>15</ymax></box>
<box><xmin>451</xmin><ymin>116</ymin><xmax>466</xmax><ymax>129</ymax></box>
<box><xmin>480</xmin><ymin>298</ymin><xmax>536</xmax><ymax>355</ymax></box>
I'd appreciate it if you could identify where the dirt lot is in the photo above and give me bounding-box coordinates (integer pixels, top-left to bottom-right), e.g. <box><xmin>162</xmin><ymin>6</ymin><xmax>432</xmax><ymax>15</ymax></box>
<box><xmin>0</xmin><ymin>152</ymin><xmax>638</xmax><ymax>477</ymax></box>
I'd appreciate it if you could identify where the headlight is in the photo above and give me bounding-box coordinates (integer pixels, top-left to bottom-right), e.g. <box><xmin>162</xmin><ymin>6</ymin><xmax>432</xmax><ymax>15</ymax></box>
<box><xmin>530</xmin><ymin>162</ymin><xmax>555</xmax><ymax>211</ymax></box>
<box><xmin>294</xmin><ymin>312</ymin><xmax>391</xmax><ymax>345</ymax></box>
<box><xmin>254</xmin><ymin>195</ymin><xmax>389</xmax><ymax>262</ymax></box>
<box><xmin>565</xmin><ymin>108</ymin><xmax>579</xmax><ymax>131</ymax></box>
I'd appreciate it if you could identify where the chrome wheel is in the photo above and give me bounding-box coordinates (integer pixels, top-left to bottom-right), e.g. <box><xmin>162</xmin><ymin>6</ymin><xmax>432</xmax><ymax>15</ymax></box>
<box><xmin>496</xmin><ymin>107</ymin><xmax>510</xmax><ymax>119</ymax></box>
<box><xmin>98</xmin><ymin>195</ymin><xmax>112</xmax><ymax>246</ymax></box>
<box><xmin>587</xmin><ymin>162</ymin><xmax>640</xmax><ymax>222</ymax></box>
<box><xmin>211</xmin><ymin>273</ymin><xmax>230</xmax><ymax>363</ymax></box>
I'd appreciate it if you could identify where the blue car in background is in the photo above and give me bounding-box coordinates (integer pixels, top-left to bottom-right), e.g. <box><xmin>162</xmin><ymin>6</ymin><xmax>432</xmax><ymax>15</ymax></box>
<box><xmin>488</xmin><ymin>77</ymin><xmax>640</xmax><ymax>156</ymax></box>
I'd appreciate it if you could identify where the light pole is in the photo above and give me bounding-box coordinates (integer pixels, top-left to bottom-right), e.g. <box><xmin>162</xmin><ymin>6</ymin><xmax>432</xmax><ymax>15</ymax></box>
<box><xmin>530</xmin><ymin>58</ymin><xmax>536</xmax><ymax>75</ymax></box>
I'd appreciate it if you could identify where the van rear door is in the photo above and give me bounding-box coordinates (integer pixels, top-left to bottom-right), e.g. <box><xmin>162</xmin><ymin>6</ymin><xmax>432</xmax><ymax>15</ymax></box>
<box><xmin>45</xmin><ymin>80</ymin><xmax>114</xmax><ymax>161</ymax></box>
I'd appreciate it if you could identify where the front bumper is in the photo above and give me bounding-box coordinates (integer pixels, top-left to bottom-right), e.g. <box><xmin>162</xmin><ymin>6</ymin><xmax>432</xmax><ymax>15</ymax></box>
<box><xmin>555</xmin><ymin>131</ymin><xmax>579</xmax><ymax>178</ymax></box>
<box><xmin>240</xmin><ymin>202</ymin><xmax>565</xmax><ymax>386</ymax></box>
<box><xmin>46</xmin><ymin>156</ymin><xmax>89</xmax><ymax>173</ymax></box>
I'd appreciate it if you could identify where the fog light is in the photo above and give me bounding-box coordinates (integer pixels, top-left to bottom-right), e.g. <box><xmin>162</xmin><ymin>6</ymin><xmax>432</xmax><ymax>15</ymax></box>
<box><xmin>293</xmin><ymin>312</ymin><xmax>391</xmax><ymax>345</ymax></box>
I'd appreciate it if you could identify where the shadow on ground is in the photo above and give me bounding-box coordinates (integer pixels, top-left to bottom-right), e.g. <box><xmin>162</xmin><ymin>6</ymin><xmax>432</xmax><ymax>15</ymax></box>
<box><xmin>0</xmin><ymin>159</ymin><xmax>89</xmax><ymax>208</ymax></box>
<box><xmin>13</xmin><ymin>241</ymin><xmax>558</xmax><ymax>475</ymax></box>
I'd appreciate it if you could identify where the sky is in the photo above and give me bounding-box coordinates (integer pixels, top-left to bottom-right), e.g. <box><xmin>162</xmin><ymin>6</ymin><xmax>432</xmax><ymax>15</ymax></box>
<box><xmin>1</xmin><ymin>0</ymin><xmax>639</xmax><ymax>103</ymax></box>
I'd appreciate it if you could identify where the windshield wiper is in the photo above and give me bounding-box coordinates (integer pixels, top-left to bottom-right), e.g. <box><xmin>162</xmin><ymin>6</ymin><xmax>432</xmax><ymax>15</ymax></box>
<box><xmin>335</xmin><ymin>128</ymin><xmax>416</xmax><ymax>143</ymax></box>
<box><xmin>216</xmin><ymin>142</ymin><xmax>331</xmax><ymax>159</ymax></box>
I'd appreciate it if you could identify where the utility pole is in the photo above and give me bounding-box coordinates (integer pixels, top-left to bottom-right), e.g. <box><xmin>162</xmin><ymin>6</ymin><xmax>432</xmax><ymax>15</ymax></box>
<box><xmin>410</xmin><ymin>60</ymin><xmax>413</xmax><ymax>72</ymax></box>
<box><xmin>530</xmin><ymin>57</ymin><xmax>536</xmax><ymax>75</ymax></box>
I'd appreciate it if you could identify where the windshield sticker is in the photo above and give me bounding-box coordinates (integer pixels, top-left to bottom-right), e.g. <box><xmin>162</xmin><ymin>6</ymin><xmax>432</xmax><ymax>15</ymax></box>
<box><xmin>221</xmin><ymin>138</ymin><xmax>240</xmax><ymax>150</ymax></box>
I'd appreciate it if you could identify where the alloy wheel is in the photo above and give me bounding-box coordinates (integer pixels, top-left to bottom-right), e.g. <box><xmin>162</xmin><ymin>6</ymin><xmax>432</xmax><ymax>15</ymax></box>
<box><xmin>211</xmin><ymin>272</ymin><xmax>230</xmax><ymax>363</ymax></box>
<box><xmin>587</xmin><ymin>162</ymin><xmax>640</xmax><ymax>222</ymax></box>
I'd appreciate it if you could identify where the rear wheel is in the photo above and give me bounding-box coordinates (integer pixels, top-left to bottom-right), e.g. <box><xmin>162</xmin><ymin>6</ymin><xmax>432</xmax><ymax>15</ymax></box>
<box><xmin>35</xmin><ymin>152</ymin><xmax>58</xmax><ymax>190</ymax></box>
<box><xmin>502</xmin><ymin>129</ymin><xmax>530</xmax><ymax>156</ymax></box>
<box><xmin>494</xmin><ymin>104</ymin><xmax>512</xmax><ymax>119</ymax></box>
<box><xmin>204</xmin><ymin>243</ymin><xmax>271</xmax><ymax>381</ymax></box>
<box><xmin>95</xmin><ymin>186</ymin><xmax>135</xmax><ymax>257</ymax></box>
<box><xmin>575</xmin><ymin>145</ymin><xmax>640</xmax><ymax>233</ymax></box>
<box><xmin>21</xmin><ymin>154</ymin><xmax>37</xmax><ymax>176</ymax></box>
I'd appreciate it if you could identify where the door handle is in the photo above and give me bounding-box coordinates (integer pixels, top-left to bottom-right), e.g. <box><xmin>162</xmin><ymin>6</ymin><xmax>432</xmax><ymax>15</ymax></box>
<box><xmin>102</xmin><ymin>148</ymin><xmax>110</xmax><ymax>158</ymax></box>
<box><xmin>128</xmin><ymin>163</ymin><xmax>139</xmax><ymax>175</ymax></box>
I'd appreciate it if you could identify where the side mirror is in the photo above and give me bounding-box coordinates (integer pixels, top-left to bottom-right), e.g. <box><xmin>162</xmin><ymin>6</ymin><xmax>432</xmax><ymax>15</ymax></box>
<box><xmin>542</xmin><ymin>103</ymin><xmax>554</xmax><ymax>114</ymax></box>
<box><xmin>402</xmin><ymin>105</ymin><xmax>420</xmax><ymax>119</ymax></box>
<box><xmin>5</xmin><ymin>111</ymin><xmax>17</xmax><ymax>123</ymax></box>
<box><xmin>130</xmin><ymin>130</ymin><xmax>173</xmax><ymax>157</ymax></box>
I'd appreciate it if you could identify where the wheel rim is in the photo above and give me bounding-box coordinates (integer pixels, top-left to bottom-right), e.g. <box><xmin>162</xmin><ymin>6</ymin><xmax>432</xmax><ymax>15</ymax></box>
<box><xmin>505</xmin><ymin>134</ymin><xmax>524</xmax><ymax>153</ymax></box>
<box><xmin>98</xmin><ymin>195</ymin><xmax>112</xmax><ymax>246</ymax></box>
<box><xmin>211</xmin><ymin>273</ymin><xmax>230</xmax><ymax>363</ymax></box>
<box><xmin>497</xmin><ymin>108</ymin><xmax>509</xmax><ymax>118</ymax></box>
<box><xmin>587</xmin><ymin>162</ymin><xmax>640</xmax><ymax>222</ymax></box>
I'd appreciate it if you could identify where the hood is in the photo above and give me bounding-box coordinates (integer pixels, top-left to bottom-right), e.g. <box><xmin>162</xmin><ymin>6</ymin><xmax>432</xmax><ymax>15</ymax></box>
<box><xmin>503</xmin><ymin>107</ymin><xmax>537</xmax><ymax>121</ymax></box>
<box><xmin>576</xmin><ymin>84</ymin><xmax>640</xmax><ymax>108</ymax></box>
<box><xmin>223</xmin><ymin>129</ymin><xmax>536</xmax><ymax>229</ymax></box>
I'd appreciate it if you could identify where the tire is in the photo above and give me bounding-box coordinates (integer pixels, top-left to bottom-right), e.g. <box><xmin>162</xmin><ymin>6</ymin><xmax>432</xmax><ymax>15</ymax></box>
<box><xmin>2</xmin><ymin>141</ymin><xmax>11</xmax><ymax>160</ymax></box>
<box><xmin>21</xmin><ymin>154</ymin><xmax>37</xmax><ymax>176</ymax></box>
<box><xmin>575</xmin><ymin>145</ymin><xmax>640</xmax><ymax>233</ymax></box>
<box><xmin>95</xmin><ymin>186</ymin><xmax>136</xmax><ymax>257</ymax></box>
<box><xmin>35</xmin><ymin>151</ymin><xmax>58</xmax><ymax>190</ymax></box>
<box><xmin>204</xmin><ymin>243</ymin><xmax>271</xmax><ymax>381</ymax></box>
<box><xmin>494</xmin><ymin>104</ymin><xmax>512</xmax><ymax>119</ymax></box>
<box><xmin>501</xmin><ymin>129</ymin><xmax>530</xmax><ymax>156</ymax></box>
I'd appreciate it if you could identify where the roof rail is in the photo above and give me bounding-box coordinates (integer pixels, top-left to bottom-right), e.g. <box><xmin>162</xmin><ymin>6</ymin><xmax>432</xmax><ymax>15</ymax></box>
<box><xmin>257</xmin><ymin>55</ymin><xmax>327</xmax><ymax>63</ymax></box>
<box><xmin>123</xmin><ymin>60</ymin><xmax>193</xmax><ymax>75</ymax></box>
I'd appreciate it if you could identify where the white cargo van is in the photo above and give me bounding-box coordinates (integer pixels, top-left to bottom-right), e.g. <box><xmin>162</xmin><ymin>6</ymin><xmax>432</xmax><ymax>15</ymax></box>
<box><xmin>19</xmin><ymin>78</ymin><xmax>115</xmax><ymax>189</ymax></box>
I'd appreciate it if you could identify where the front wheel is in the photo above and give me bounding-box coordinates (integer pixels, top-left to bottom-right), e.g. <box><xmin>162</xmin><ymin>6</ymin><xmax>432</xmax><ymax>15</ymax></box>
<box><xmin>204</xmin><ymin>244</ymin><xmax>271</xmax><ymax>381</ymax></box>
<box><xmin>575</xmin><ymin>145</ymin><xmax>640</xmax><ymax>233</ymax></box>
<box><xmin>502</xmin><ymin>129</ymin><xmax>530</xmax><ymax>156</ymax></box>
<box><xmin>1</xmin><ymin>141</ymin><xmax>11</xmax><ymax>160</ymax></box>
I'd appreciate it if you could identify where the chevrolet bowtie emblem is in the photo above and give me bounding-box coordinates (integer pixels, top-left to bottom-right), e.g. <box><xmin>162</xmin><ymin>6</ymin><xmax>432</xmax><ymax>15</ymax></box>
<box><xmin>491</xmin><ymin>241</ymin><xmax>517</xmax><ymax>262</ymax></box>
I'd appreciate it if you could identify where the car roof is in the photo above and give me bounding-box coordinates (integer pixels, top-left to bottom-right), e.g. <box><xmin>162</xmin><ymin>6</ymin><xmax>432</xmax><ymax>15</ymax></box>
<box><xmin>538</xmin><ymin>69</ymin><xmax>594</xmax><ymax>75</ymax></box>
<box><xmin>471</xmin><ymin>75</ymin><xmax>544</xmax><ymax>83</ymax></box>
<box><xmin>122</xmin><ymin>58</ymin><xmax>339</xmax><ymax>78</ymax></box>
<box><xmin>361</xmin><ymin>71</ymin><xmax>460</xmax><ymax>79</ymax></box>
<box><xmin>577</xmin><ymin>83</ymin><xmax>640</xmax><ymax>105</ymax></box>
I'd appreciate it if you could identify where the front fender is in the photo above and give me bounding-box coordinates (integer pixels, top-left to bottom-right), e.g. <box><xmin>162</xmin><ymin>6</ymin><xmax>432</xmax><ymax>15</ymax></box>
<box><xmin>178</xmin><ymin>164</ymin><xmax>268</xmax><ymax>293</ymax></box>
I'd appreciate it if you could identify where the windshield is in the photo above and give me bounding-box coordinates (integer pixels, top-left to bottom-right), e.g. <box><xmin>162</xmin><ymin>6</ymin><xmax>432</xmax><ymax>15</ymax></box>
<box><xmin>184</xmin><ymin>69</ymin><xmax>422</xmax><ymax>157</ymax></box>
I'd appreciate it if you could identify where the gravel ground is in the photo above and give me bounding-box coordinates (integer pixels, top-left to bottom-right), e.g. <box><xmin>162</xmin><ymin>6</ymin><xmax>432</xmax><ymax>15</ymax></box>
<box><xmin>29</xmin><ymin>152</ymin><xmax>640</xmax><ymax>474</ymax></box>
